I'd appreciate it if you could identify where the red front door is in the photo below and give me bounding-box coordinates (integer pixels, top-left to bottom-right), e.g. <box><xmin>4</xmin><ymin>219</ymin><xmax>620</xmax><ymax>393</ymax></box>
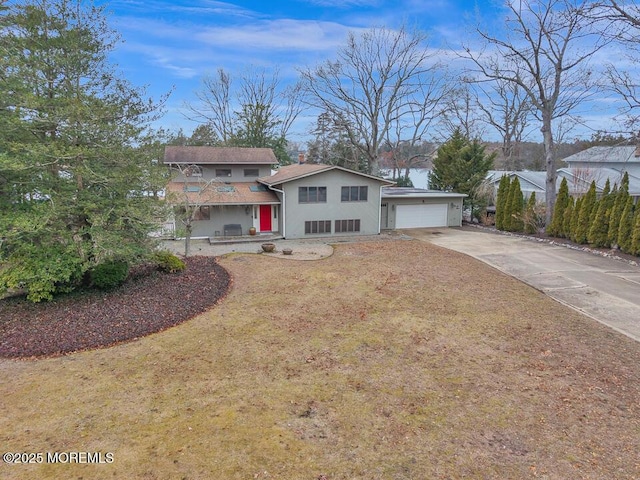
<box><xmin>259</xmin><ymin>205</ymin><xmax>272</xmax><ymax>232</ymax></box>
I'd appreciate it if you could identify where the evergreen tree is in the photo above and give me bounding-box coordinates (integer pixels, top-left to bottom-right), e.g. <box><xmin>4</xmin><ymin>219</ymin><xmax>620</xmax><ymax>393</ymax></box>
<box><xmin>574</xmin><ymin>181</ymin><xmax>597</xmax><ymax>244</ymax></box>
<box><xmin>548</xmin><ymin>177</ymin><xmax>569</xmax><ymax>237</ymax></box>
<box><xmin>608</xmin><ymin>173</ymin><xmax>629</xmax><ymax>247</ymax></box>
<box><xmin>631</xmin><ymin>207</ymin><xmax>640</xmax><ymax>256</ymax></box>
<box><xmin>524</xmin><ymin>192</ymin><xmax>538</xmax><ymax>234</ymax></box>
<box><xmin>506</xmin><ymin>177</ymin><xmax>524</xmax><ymax>232</ymax></box>
<box><xmin>562</xmin><ymin>197</ymin><xmax>574</xmax><ymax>239</ymax></box>
<box><xmin>495</xmin><ymin>175</ymin><xmax>511</xmax><ymax>230</ymax></box>
<box><xmin>587</xmin><ymin>179</ymin><xmax>612</xmax><ymax>247</ymax></box>
<box><xmin>570</xmin><ymin>197</ymin><xmax>583</xmax><ymax>242</ymax></box>
<box><xmin>617</xmin><ymin>196</ymin><xmax>635</xmax><ymax>254</ymax></box>
<box><xmin>0</xmin><ymin>0</ymin><xmax>166</xmax><ymax>301</ymax></box>
<box><xmin>431</xmin><ymin>129</ymin><xmax>495</xmax><ymax>220</ymax></box>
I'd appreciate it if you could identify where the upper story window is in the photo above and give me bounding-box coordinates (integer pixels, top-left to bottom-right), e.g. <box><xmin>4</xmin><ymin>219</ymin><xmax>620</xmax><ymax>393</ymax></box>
<box><xmin>215</xmin><ymin>168</ymin><xmax>232</xmax><ymax>177</ymax></box>
<box><xmin>184</xmin><ymin>165</ymin><xmax>202</xmax><ymax>177</ymax></box>
<box><xmin>244</xmin><ymin>168</ymin><xmax>260</xmax><ymax>177</ymax></box>
<box><xmin>299</xmin><ymin>186</ymin><xmax>327</xmax><ymax>203</ymax></box>
<box><xmin>341</xmin><ymin>186</ymin><xmax>368</xmax><ymax>202</ymax></box>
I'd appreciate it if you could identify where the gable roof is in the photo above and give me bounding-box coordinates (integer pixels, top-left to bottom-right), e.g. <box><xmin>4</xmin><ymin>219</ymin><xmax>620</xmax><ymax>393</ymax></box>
<box><xmin>562</xmin><ymin>146</ymin><xmax>640</xmax><ymax>165</ymax></box>
<box><xmin>163</xmin><ymin>146</ymin><xmax>277</xmax><ymax>165</ymax></box>
<box><xmin>258</xmin><ymin>163</ymin><xmax>395</xmax><ymax>186</ymax></box>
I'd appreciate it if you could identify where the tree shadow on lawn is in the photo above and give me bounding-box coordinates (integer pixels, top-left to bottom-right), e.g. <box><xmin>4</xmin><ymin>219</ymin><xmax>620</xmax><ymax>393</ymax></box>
<box><xmin>0</xmin><ymin>256</ymin><xmax>231</xmax><ymax>359</ymax></box>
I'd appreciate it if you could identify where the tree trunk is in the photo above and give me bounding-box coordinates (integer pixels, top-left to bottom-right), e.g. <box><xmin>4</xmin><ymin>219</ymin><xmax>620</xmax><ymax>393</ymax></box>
<box><xmin>541</xmin><ymin>115</ymin><xmax>556</xmax><ymax>227</ymax></box>
<box><xmin>184</xmin><ymin>224</ymin><xmax>192</xmax><ymax>257</ymax></box>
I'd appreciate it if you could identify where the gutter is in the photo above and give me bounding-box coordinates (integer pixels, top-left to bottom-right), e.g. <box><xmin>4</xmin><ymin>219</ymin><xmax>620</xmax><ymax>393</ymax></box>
<box><xmin>266</xmin><ymin>185</ymin><xmax>286</xmax><ymax>238</ymax></box>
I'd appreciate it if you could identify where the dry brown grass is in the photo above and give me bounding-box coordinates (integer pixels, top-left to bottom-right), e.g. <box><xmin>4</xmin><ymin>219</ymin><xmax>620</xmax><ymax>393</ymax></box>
<box><xmin>1</xmin><ymin>240</ymin><xmax>639</xmax><ymax>479</ymax></box>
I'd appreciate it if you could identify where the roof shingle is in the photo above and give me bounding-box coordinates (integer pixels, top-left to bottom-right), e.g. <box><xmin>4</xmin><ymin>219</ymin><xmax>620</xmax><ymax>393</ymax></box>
<box><xmin>163</xmin><ymin>146</ymin><xmax>277</xmax><ymax>165</ymax></box>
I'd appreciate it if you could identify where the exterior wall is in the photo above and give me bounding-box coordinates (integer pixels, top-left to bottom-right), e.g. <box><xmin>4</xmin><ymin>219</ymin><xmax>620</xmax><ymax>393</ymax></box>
<box><xmin>566</xmin><ymin>161</ymin><xmax>640</xmax><ymax>179</ymax></box>
<box><xmin>171</xmin><ymin>164</ymin><xmax>272</xmax><ymax>183</ymax></box>
<box><xmin>189</xmin><ymin>205</ymin><xmax>256</xmax><ymax>238</ymax></box>
<box><xmin>382</xmin><ymin>197</ymin><xmax>463</xmax><ymax>229</ymax></box>
<box><xmin>281</xmin><ymin>170</ymin><xmax>383</xmax><ymax>239</ymax></box>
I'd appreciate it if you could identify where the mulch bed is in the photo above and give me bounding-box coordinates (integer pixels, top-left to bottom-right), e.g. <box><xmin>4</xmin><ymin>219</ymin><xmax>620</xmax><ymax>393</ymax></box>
<box><xmin>0</xmin><ymin>256</ymin><xmax>231</xmax><ymax>359</ymax></box>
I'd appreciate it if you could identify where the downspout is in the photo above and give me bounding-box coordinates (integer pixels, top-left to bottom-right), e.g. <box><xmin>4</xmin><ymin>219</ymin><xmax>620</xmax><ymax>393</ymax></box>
<box><xmin>267</xmin><ymin>185</ymin><xmax>286</xmax><ymax>238</ymax></box>
<box><xmin>378</xmin><ymin>185</ymin><xmax>384</xmax><ymax>234</ymax></box>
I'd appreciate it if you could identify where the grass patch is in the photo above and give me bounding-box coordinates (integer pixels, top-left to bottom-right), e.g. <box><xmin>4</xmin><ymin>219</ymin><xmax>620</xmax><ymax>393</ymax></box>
<box><xmin>1</xmin><ymin>240</ymin><xmax>639</xmax><ymax>479</ymax></box>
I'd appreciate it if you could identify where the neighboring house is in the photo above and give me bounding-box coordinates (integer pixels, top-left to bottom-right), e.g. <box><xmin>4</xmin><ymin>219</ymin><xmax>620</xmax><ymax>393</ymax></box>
<box><xmin>487</xmin><ymin>168</ymin><xmax>640</xmax><ymax>203</ymax></box>
<box><xmin>563</xmin><ymin>145</ymin><xmax>640</xmax><ymax>178</ymax></box>
<box><xmin>164</xmin><ymin>146</ymin><xmax>466</xmax><ymax>240</ymax></box>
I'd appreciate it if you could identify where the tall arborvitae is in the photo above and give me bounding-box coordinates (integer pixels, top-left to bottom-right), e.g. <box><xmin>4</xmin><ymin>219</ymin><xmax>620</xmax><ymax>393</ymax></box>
<box><xmin>570</xmin><ymin>197</ymin><xmax>583</xmax><ymax>242</ymax></box>
<box><xmin>548</xmin><ymin>177</ymin><xmax>569</xmax><ymax>237</ymax></box>
<box><xmin>574</xmin><ymin>181</ymin><xmax>597</xmax><ymax>244</ymax></box>
<box><xmin>631</xmin><ymin>207</ymin><xmax>640</xmax><ymax>256</ymax></box>
<box><xmin>609</xmin><ymin>173</ymin><xmax>630</xmax><ymax>247</ymax></box>
<box><xmin>617</xmin><ymin>196</ymin><xmax>635</xmax><ymax>254</ymax></box>
<box><xmin>524</xmin><ymin>192</ymin><xmax>538</xmax><ymax>234</ymax></box>
<box><xmin>495</xmin><ymin>175</ymin><xmax>511</xmax><ymax>230</ymax></box>
<box><xmin>562</xmin><ymin>197</ymin><xmax>575</xmax><ymax>239</ymax></box>
<box><xmin>587</xmin><ymin>179</ymin><xmax>612</xmax><ymax>247</ymax></box>
<box><xmin>507</xmin><ymin>177</ymin><xmax>524</xmax><ymax>232</ymax></box>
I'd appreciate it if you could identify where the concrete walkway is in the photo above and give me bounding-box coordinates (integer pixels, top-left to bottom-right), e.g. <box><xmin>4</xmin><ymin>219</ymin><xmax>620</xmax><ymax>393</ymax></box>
<box><xmin>407</xmin><ymin>227</ymin><xmax>640</xmax><ymax>342</ymax></box>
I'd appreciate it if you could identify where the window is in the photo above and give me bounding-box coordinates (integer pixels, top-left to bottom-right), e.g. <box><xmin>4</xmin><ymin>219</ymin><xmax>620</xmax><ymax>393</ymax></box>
<box><xmin>215</xmin><ymin>168</ymin><xmax>232</xmax><ymax>177</ymax></box>
<box><xmin>341</xmin><ymin>186</ymin><xmax>368</xmax><ymax>201</ymax></box>
<box><xmin>335</xmin><ymin>219</ymin><xmax>361</xmax><ymax>233</ymax></box>
<box><xmin>184</xmin><ymin>165</ymin><xmax>202</xmax><ymax>177</ymax></box>
<box><xmin>305</xmin><ymin>220</ymin><xmax>331</xmax><ymax>234</ymax></box>
<box><xmin>299</xmin><ymin>186</ymin><xmax>327</xmax><ymax>203</ymax></box>
<box><xmin>244</xmin><ymin>168</ymin><xmax>260</xmax><ymax>177</ymax></box>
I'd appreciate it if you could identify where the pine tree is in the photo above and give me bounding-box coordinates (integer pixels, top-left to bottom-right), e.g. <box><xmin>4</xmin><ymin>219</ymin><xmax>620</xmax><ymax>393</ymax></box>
<box><xmin>574</xmin><ymin>181</ymin><xmax>597</xmax><ymax>244</ymax></box>
<box><xmin>524</xmin><ymin>192</ymin><xmax>538</xmax><ymax>234</ymax></box>
<box><xmin>617</xmin><ymin>196</ymin><xmax>635</xmax><ymax>254</ymax></box>
<box><xmin>548</xmin><ymin>177</ymin><xmax>569</xmax><ymax>237</ymax></box>
<box><xmin>495</xmin><ymin>175</ymin><xmax>511</xmax><ymax>230</ymax></box>
<box><xmin>0</xmin><ymin>0</ymin><xmax>166</xmax><ymax>301</ymax></box>
<box><xmin>587</xmin><ymin>179</ymin><xmax>612</xmax><ymax>247</ymax></box>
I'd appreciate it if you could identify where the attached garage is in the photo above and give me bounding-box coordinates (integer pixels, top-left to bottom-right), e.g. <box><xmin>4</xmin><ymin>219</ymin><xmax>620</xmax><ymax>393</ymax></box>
<box><xmin>396</xmin><ymin>203</ymin><xmax>448</xmax><ymax>228</ymax></box>
<box><xmin>381</xmin><ymin>187</ymin><xmax>466</xmax><ymax>230</ymax></box>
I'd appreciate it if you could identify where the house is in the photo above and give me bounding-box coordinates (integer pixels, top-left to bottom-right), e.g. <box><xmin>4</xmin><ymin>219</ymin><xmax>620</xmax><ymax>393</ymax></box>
<box><xmin>487</xmin><ymin>168</ymin><xmax>640</xmax><ymax>203</ymax></box>
<box><xmin>562</xmin><ymin>145</ymin><xmax>640</xmax><ymax>178</ymax></box>
<box><xmin>164</xmin><ymin>146</ymin><xmax>466</xmax><ymax>240</ymax></box>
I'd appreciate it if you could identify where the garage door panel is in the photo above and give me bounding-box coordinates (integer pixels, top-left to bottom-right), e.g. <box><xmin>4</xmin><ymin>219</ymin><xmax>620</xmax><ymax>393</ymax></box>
<box><xmin>396</xmin><ymin>204</ymin><xmax>447</xmax><ymax>228</ymax></box>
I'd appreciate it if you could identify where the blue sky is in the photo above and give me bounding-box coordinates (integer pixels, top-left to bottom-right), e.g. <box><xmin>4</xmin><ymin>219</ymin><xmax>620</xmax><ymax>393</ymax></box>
<box><xmin>101</xmin><ymin>0</ymin><xmax>624</xmax><ymax>144</ymax></box>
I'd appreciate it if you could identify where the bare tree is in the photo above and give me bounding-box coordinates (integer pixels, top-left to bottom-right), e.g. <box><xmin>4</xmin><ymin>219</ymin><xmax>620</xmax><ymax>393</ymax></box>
<box><xmin>462</xmin><ymin>0</ymin><xmax>607</xmax><ymax>225</ymax></box>
<box><xmin>438</xmin><ymin>81</ymin><xmax>487</xmax><ymax>140</ymax></box>
<box><xmin>185</xmin><ymin>67</ymin><xmax>303</xmax><ymax>162</ymax></box>
<box><xmin>474</xmin><ymin>78</ymin><xmax>534</xmax><ymax>170</ymax></box>
<box><xmin>167</xmin><ymin>164</ymin><xmax>225</xmax><ymax>257</ymax></box>
<box><xmin>586</xmin><ymin>1</ymin><xmax>640</xmax><ymax>129</ymax></box>
<box><xmin>299</xmin><ymin>25</ymin><xmax>449</xmax><ymax>175</ymax></box>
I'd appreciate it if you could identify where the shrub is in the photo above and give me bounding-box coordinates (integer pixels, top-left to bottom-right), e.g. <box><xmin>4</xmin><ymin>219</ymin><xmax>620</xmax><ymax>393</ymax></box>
<box><xmin>90</xmin><ymin>260</ymin><xmax>130</xmax><ymax>290</ymax></box>
<box><xmin>154</xmin><ymin>250</ymin><xmax>186</xmax><ymax>273</ymax></box>
<box><xmin>548</xmin><ymin>177</ymin><xmax>569</xmax><ymax>237</ymax></box>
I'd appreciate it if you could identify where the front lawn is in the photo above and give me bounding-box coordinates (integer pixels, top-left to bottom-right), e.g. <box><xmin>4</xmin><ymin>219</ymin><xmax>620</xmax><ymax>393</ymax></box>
<box><xmin>1</xmin><ymin>240</ymin><xmax>638</xmax><ymax>479</ymax></box>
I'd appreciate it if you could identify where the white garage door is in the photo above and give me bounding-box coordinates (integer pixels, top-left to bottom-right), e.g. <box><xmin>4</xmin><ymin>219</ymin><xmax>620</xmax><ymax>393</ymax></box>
<box><xmin>396</xmin><ymin>204</ymin><xmax>448</xmax><ymax>228</ymax></box>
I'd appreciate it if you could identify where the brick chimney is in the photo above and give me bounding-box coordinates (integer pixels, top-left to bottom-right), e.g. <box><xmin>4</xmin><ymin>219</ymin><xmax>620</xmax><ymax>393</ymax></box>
<box><xmin>298</xmin><ymin>152</ymin><xmax>305</xmax><ymax>164</ymax></box>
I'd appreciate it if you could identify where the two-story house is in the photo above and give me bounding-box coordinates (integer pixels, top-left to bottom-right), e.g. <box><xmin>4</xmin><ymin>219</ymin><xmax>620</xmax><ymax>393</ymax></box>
<box><xmin>164</xmin><ymin>146</ymin><xmax>465</xmax><ymax>240</ymax></box>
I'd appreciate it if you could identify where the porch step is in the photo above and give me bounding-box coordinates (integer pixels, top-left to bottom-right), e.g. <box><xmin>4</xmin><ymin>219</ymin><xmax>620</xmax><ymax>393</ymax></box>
<box><xmin>208</xmin><ymin>234</ymin><xmax>284</xmax><ymax>245</ymax></box>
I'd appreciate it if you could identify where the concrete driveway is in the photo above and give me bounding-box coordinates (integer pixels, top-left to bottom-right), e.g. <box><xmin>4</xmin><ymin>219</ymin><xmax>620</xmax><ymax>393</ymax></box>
<box><xmin>407</xmin><ymin>227</ymin><xmax>640</xmax><ymax>342</ymax></box>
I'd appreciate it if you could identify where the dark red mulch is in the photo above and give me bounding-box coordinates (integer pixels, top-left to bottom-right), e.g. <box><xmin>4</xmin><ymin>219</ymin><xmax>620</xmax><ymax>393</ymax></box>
<box><xmin>0</xmin><ymin>256</ymin><xmax>231</xmax><ymax>359</ymax></box>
